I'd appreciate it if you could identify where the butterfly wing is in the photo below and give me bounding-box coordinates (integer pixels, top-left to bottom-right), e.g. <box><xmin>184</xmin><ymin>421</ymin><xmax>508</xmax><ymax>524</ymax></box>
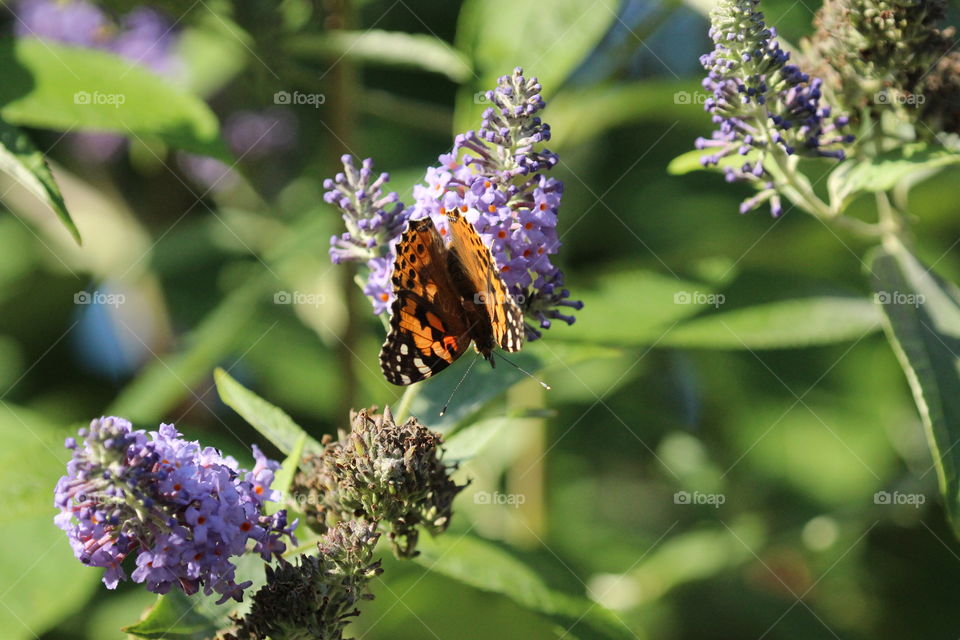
<box><xmin>379</xmin><ymin>218</ymin><xmax>472</xmax><ymax>386</ymax></box>
<box><xmin>446</xmin><ymin>211</ymin><xmax>525</xmax><ymax>353</ymax></box>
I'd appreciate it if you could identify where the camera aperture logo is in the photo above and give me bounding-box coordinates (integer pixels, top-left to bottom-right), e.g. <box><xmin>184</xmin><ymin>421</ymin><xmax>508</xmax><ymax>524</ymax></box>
<box><xmin>74</xmin><ymin>290</ymin><xmax>125</xmax><ymax>308</ymax></box>
<box><xmin>674</xmin><ymin>490</ymin><xmax>725</xmax><ymax>508</ymax></box>
<box><xmin>274</xmin><ymin>90</ymin><xmax>325</xmax><ymax>108</ymax></box>
<box><xmin>674</xmin><ymin>290</ymin><xmax>725</xmax><ymax>308</ymax></box>
<box><xmin>473</xmin><ymin>491</ymin><xmax>525</xmax><ymax>507</ymax></box>
<box><xmin>74</xmin><ymin>91</ymin><xmax>126</xmax><ymax>108</ymax></box>
<box><xmin>873</xmin><ymin>490</ymin><xmax>925</xmax><ymax>508</ymax></box>
<box><xmin>274</xmin><ymin>291</ymin><xmax>325</xmax><ymax>308</ymax></box>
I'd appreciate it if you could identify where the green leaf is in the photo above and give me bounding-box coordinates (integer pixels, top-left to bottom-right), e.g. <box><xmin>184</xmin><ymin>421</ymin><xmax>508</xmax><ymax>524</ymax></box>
<box><xmin>215</xmin><ymin>368</ymin><xmax>323</xmax><ymax>456</ymax></box>
<box><xmin>125</xmin><ymin>552</ymin><xmax>268</xmax><ymax>638</ymax></box>
<box><xmin>0</xmin><ymin>405</ymin><xmax>100</xmax><ymax>637</ymax></box>
<box><xmin>123</xmin><ymin>592</ymin><xmax>218</xmax><ymax>640</ymax></box>
<box><xmin>268</xmin><ymin>432</ymin><xmax>307</xmax><ymax>517</ymax></box>
<box><xmin>0</xmin><ymin>118</ymin><xmax>79</xmax><ymax>243</ymax></box>
<box><xmin>414</xmin><ymin>533</ymin><xmax>634</xmax><ymax>640</ymax></box>
<box><xmin>453</xmin><ymin>0</ymin><xmax>615</xmax><ymax>132</ymax></box>
<box><xmin>547</xmin><ymin>80</ymin><xmax>702</xmax><ymax>150</ymax></box>
<box><xmin>831</xmin><ymin>144</ymin><xmax>960</xmax><ymax>212</ymax></box>
<box><xmin>565</xmin><ymin>270</ymin><xmax>720</xmax><ymax>346</ymax></box>
<box><xmin>286</xmin><ymin>30</ymin><xmax>472</xmax><ymax>83</ymax></box>
<box><xmin>0</xmin><ymin>38</ymin><xmax>229</xmax><ymax>160</ymax></box>
<box><xmin>661</xmin><ymin>296</ymin><xmax>882</xmax><ymax>349</ymax></box>
<box><xmin>442</xmin><ymin>416</ymin><xmax>512</xmax><ymax>463</ymax></box>
<box><xmin>667</xmin><ymin>147</ymin><xmax>762</xmax><ymax>176</ymax></box>
<box><xmin>869</xmin><ymin>241</ymin><xmax>960</xmax><ymax>536</ymax></box>
<box><xmin>409</xmin><ymin>342</ymin><xmax>621</xmax><ymax>432</ymax></box>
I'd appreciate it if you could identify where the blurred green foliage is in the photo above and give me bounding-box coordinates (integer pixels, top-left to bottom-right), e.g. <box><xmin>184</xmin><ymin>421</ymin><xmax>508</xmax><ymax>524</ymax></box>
<box><xmin>1</xmin><ymin>0</ymin><xmax>960</xmax><ymax>638</ymax></box>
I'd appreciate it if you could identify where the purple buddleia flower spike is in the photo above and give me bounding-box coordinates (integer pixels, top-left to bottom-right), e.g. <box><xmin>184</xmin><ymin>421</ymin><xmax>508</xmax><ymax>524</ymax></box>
<box><xmin>54</xmin><ymin>417</ymin><xmax>296</xmax><ymax>604</ymax></box>
<box><xmin>413</xmin><ymin>68</ymin><xmax>580</xmax><ymax>339</ymax></box>
<box><xmin>323</xmin><ymin>156</ymin><xmax>408</xmax><ymax>314</ymax></box>
<box><xmin>323</xmin><ymin>69</ymin><xmax>581</xmax><ymax>337</ymax></box>
<box><xmin>695</xmin><ymin>0</ymin><xmax>853</xmax><ymax>216</ymax></box>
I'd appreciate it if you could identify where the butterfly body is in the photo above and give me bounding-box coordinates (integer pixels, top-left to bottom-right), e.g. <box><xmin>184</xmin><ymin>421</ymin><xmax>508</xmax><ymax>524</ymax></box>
<box><xmin>379</xmin><ymin>211</ymin><xmax>524</xmax><ymax>385</ymax></box>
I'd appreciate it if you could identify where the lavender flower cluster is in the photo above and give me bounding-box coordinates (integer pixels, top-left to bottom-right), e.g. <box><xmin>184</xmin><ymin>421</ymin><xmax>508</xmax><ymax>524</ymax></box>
<box><xmin>54</xmin><ymin>417</ymin><xmax>296</xmax><ymax>604</ymax></box>
<box><xmin>324</xmin><ymin>156</ymin><xmax>407</xmax><ymax>314</ymax></box>
<box><xmin>323</xmin><ymin>68</ymin><xmax>582</xmax><ymax>338</ymax></box>
<box><xmin>695</xmin><ymin>0</ymin><xmax>853</xmax><ymax>215</ymax></box>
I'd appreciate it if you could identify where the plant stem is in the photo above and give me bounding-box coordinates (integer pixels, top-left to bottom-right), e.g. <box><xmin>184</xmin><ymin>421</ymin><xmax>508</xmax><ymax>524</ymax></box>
<box><xmin>766</xmin><ymin>146</ymin><xmax>882</xmax><ymax>239</ymax></box>
<box><xmin>327</xmin><ymin>0</ymin><xmax>359</xmax><ymax>421</ymax></box>
<box><xmin>393</xmin><ymin>383</ymin><xmax>422</xmax><ymax>422</ymax></box>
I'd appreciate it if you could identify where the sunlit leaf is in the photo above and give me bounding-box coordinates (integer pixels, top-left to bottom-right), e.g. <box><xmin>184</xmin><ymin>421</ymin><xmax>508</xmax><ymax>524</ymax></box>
<box><xmin>0</xmin><ymin>406</ymin><xmax>99</xmax><ymax>637</ymax></box>
<box><xmin>831</xmin><ymin>144</ymin><xmax>960</xmax><ymax>212</ymax></box>
<box><xmin>453</xmin><ymin>0</ymin><xmax>615</xmax><ymax>132</ymax></box>
<box><xmin>0</xmin><ymin>119</ymin><xmax>79</xmax><ymax>243</ymax></box>
<box><xmin>661</xmin><ymin>296</ymin><xmax>882</xmax><ymax>349</ymax></box>
<box><xmin>286</xmin><ymin>30</ymin><xmax>472</xmax><ymax>83</ymax></box>
<box><xmin>123</xmin><ymin>592</ymin><xmax>218</xmax><ymax>640</ymax></box>
<box><xmin>215</xmin><ymin>368</ymin><xmax>323</xmax><ymax>456</ymax></box>
<box><xmin>0</xmin><ymin>38</ymin><xmax>229</xmax><ymax>160</ymax></box>
<box><xmin>415</xmin><ymin>533</ymin><xmax>634</xmax><ymax>640</ymax></box>
<box><xmin>409</xmin><ymin>341</ymin><xmax>621</xmax><ymax>431</ymax></box>
<box><xmin>870</xmin><ymin>241</ymin><xmax>960</xmax><ymax>536</ymax></box>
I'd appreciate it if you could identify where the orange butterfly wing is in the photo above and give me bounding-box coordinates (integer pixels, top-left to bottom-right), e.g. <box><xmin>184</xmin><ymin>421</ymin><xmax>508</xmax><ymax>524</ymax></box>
<box><xmin>379</xmin><ymin>218</ymin><xmax>472</xmax><ymax>385</ymax></box>
<box><xmin>445</xmin><ymin>211</ymin><xmax>524</xmax><ymax>353</ymax></box>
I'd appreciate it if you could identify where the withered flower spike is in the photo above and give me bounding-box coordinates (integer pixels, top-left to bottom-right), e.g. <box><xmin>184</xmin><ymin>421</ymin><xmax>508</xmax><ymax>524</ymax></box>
<box><xmin>220</xmin><ymin>521</ymin><xmax>383</xmax><ymax>640</ymax></box>
<box><xmin>292</xmin><ymin>406</ymin><xmax>466</xmax><ymax>558</ymax></box>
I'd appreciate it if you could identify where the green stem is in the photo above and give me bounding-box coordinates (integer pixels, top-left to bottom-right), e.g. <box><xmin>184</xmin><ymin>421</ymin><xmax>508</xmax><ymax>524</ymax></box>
<box><xmin>877</xmin><ymin>190</ymin><xmax>912</xmax><ymax>253</ymax></box>
<box><xmin>393</xmin><ymin>383</ymin><xmax>422</xmax><ymax>422</ymax></box>
<box><xmin>765</xmin><ymin>146</ymin><xmax>882</xmax><ymax>239</ymax></box>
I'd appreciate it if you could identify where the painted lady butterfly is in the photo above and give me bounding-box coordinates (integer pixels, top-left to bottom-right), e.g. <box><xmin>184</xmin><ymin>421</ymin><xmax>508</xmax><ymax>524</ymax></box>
<box><xmin>379</xmin><ymin>210</ymin><xmax>524</xmax><ymax>385</ymax></box>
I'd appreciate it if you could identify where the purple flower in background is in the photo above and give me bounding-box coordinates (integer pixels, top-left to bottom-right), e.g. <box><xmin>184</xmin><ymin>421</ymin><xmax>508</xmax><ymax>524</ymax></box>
<box><xmin>695</xmin><ymin>0</ymin><xmax>852</xmax><ymax>215</ymax></box>
<box><xmin>324</xmin><ymin>68</ymin><xmax>581</xmax><ymax>338</ymax></box>
<box><xmin>323</xmin><ymin>156</ymin><xmax>407</xmax><ymax>314</ymax></box>
<box><xmin>54</xmin><ymin>416</ymin><xmax>295</xmax><ymax>603</ymax></box>
<box><xmin>12</xmin><ymin>0</ymin><xmax>184</xmax><ymax>162</ymax></box>
<box><xmin>177</xmin><ymin>153</ymin><xmax>241</xmax><ymax>193</ymax></box>
<box><xmin>68</xmin><ymin>132</ymin><xmax>127</xmax><ymax>163</ymax></box>
<box><xmin>13</xmin><ymin>0</ymin><xmax>109</xmax><ymax>47</ymax></box>
<box><xmin>225</xmin><ymin>108</ymin><xmax>299</xmax><ymax>160</ymax></box>
<box><xmin>13</xmin><ymin>0</ymin><xmax>181</xmax><ymax>76</ymax></box>
<box><xmin>108</xmin><ymin>7</ymin><xmax>181</xmax><ymax>76</ymax></box>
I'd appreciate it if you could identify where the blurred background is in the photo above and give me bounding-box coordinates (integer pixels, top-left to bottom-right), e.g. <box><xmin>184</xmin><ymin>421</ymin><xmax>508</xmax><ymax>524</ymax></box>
<box><xmin>2</xmin><ymin>0</ymin><xmax>960</xmax><ymax>638</ymax></box>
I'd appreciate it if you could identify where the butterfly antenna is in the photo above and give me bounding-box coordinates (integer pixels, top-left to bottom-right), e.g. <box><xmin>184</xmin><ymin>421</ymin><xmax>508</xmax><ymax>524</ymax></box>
<box><xmin>493</xmin><ymin>352</ymin><xmax>551</xmax><ymax>390</ymax></box>
<box><xmin>439</xmin><ymin>354</ymin><xmax>481</xmax><ymax>417</ymax></box>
